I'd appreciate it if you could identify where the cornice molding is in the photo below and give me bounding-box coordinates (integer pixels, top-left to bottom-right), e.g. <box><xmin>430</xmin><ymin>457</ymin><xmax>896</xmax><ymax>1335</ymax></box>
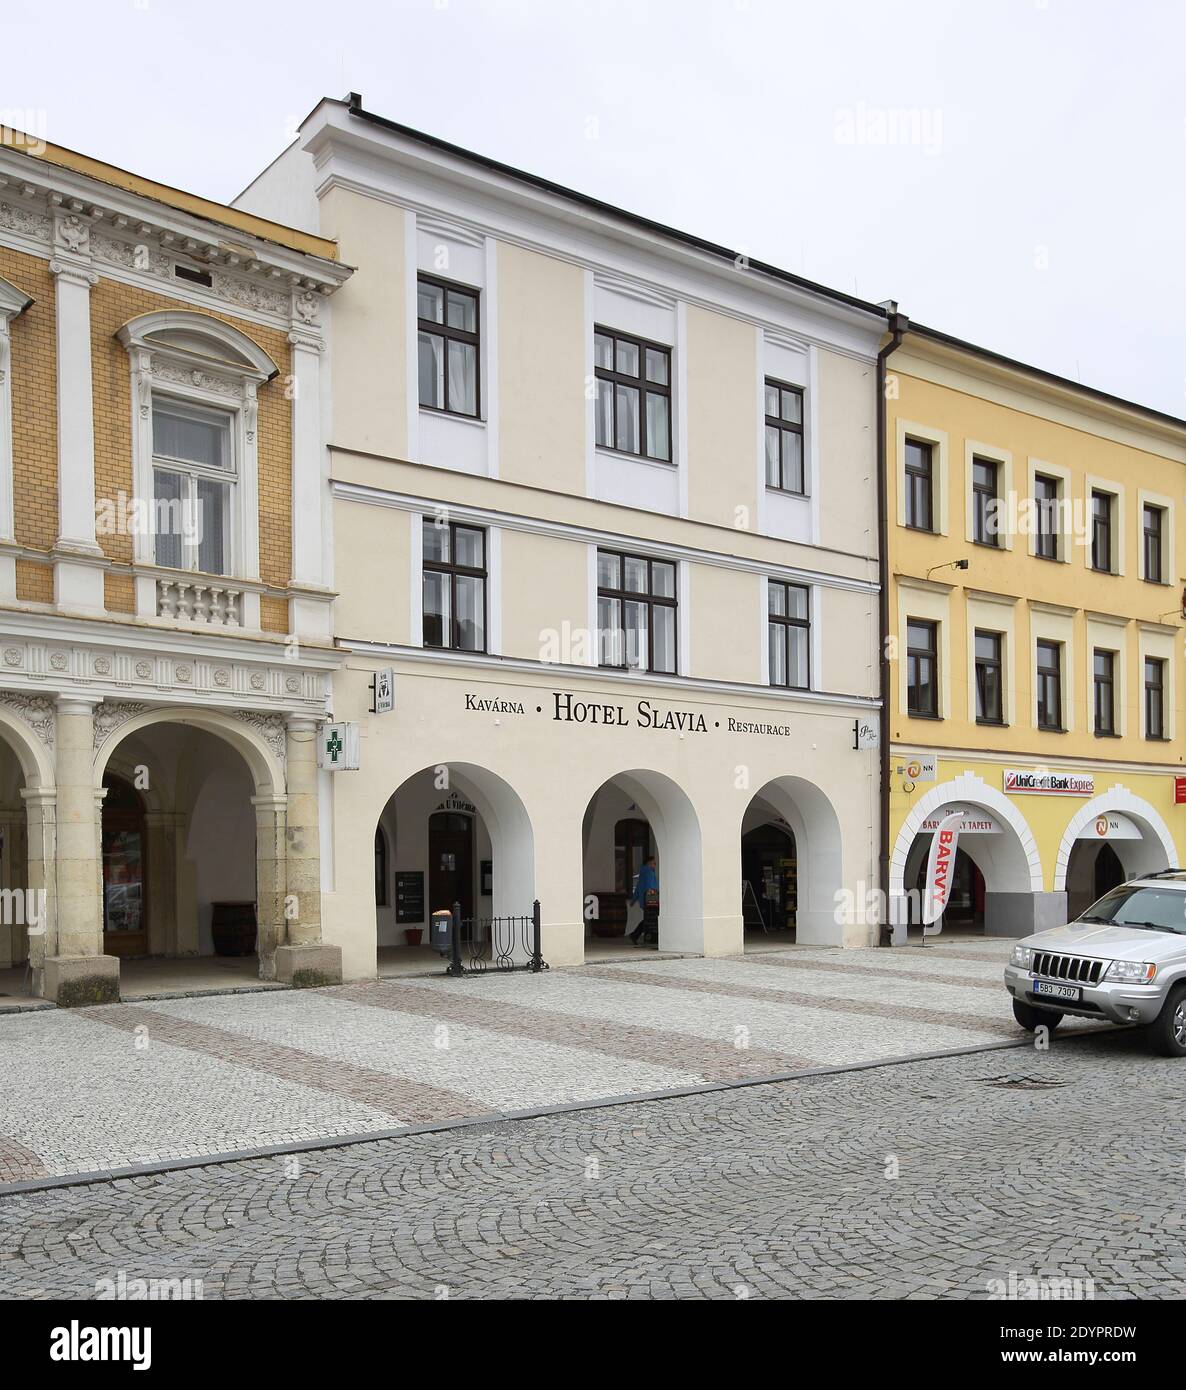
<box><xmin>331</xmin><ymin>479</ymin><xmax>879</xmax><ymax>595</ymax></box>
<box><xmin>0</xmin><ymin>153</ymin><xmax>351</xmax><ymax>332</ymax></box>
<box><xmin>342</xmin><ymin>639</ymin><xmax>881</xmax><ymax>712</ymax></box>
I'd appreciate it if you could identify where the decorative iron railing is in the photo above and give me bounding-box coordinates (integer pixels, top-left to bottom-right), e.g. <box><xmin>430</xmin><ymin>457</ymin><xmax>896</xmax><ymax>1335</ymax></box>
<box><xmin>443</xmin><ymin>899</ymin><xmax>547</xmax><ymax>977</ymax></box>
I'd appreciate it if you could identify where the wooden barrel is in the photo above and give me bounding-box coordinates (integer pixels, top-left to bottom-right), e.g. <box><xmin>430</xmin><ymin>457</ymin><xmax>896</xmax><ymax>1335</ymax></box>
<box><xmin>211</xmin><ymin>901</ymin><xmax>258</xmax><ymax>957</ymax></box>
<box><xmin>590</xmin><ymin>890</ymin><xmax>628</xmax><ymax>938</ymax></box>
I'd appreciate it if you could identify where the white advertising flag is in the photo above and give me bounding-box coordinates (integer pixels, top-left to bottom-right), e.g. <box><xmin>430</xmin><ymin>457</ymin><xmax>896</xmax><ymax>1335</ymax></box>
<box><xmin>922</xmin><ymin>810</ymin><xmax>964</xmax><ymax>933</ymax></box>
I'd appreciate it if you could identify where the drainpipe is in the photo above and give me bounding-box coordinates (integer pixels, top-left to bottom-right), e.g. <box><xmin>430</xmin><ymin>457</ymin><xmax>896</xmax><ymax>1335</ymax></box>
<box><xmin>876</xmin><ymin>305</ymin><xmax>908</xmax><ymax>945</ymax></box>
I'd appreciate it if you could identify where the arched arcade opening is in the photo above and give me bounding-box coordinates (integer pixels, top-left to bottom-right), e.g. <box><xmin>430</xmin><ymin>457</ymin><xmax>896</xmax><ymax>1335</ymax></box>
<box><xmin>374</xmin><ymin>763</ymin><xmax>535</xmax><ymax>973</ymax></box>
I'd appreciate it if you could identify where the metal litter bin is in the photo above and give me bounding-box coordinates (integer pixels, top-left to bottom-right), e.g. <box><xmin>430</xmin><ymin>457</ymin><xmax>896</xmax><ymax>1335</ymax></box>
<box><xmin>430</xmin><ymin>909</ymin><xmax>453</xmax><ymax>955</ymax></box>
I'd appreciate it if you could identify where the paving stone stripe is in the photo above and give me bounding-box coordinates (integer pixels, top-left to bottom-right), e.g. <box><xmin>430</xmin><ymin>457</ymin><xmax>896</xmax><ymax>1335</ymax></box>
<box><xmin>333</xmin><ymin>979</ymin><xmax>822</xmax><ymax>1080</ymax></box>
<box><xmin>0</xmin><ymin>1136</ymin><xmax>47</xmax><ymax>1183</ymax></box>
<box><xmin>82</xmin><ymin>1003</ymin><xmax>483</xmax><ymax>1127</ymax></box>
<box><xmin>580</xmin><ymin>965</ymin><xmax>1021</xmax><ymax>1036</ymax></box>
<box><xmin>742</xmin><ymin>952</ymin><xmax>1002</xmax><ymax>992</ymax></box>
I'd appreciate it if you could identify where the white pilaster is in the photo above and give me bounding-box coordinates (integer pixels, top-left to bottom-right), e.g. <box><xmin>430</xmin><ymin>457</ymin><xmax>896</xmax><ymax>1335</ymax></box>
<box><xmin>49</xmin><ymin>207</ymin><xmax>105</xmax><ymax>615</ymax></box>
<box><xmin>288</xmin><ymin>288</ymin><xmax>332</xmax><ymax>639</ymax></box>
<box><xmin>0</xmin><ymin>276</ymin><xmax>32</xmax><ymax>602</ymax></box>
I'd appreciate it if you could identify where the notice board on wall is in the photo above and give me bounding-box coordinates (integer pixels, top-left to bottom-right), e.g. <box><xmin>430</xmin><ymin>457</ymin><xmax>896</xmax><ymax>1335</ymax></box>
<box><xmin>395</xmin><ymin>872</ymin><xmax>425</xmax><ymax>924</ymax></box>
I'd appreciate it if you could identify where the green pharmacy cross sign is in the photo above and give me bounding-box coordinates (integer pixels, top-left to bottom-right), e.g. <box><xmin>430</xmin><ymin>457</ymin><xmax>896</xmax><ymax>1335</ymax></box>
<box><xmin>317</xmin><ymin>721</ymin><xmax>359</xmax><ymax>771</ymax></box>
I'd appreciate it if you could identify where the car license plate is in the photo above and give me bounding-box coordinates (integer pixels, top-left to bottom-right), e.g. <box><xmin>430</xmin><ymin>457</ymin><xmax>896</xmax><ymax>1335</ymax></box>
<box><xmin>1032</xmin><ymin>980</ymin><xmax>1081</xmax><ymax>1003</ymax></box>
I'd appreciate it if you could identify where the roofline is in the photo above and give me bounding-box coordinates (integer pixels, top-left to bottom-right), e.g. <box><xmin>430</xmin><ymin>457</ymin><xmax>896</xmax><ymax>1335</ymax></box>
<box><xmin>9</xmin><ymin>129</ymin><xmax>339</xmax><ymax>263</ymax></box>
<box><xmin>339</xmin><ymin>94</ymin><xmax>889</xmax><ymax>324</ymax></box>
<box><xmin>904</xmin><ymin>321</ymin><xmax>1186</xmax><ymax>434</ymax></box>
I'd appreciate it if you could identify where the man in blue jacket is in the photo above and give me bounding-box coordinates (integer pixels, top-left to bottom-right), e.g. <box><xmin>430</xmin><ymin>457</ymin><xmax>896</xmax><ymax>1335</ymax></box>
<box><xmin>627</xmin><ymin>856</ymin><xmax>659</xmax><ymax>944</ymax></box>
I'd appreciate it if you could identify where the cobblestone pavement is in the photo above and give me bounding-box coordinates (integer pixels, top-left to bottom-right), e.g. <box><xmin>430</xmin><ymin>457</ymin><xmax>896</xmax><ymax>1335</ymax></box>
<box><xmin>0</xmin><ymin>938</ymin><xmax>1106</xmax><ymax>1183</ymax></box>
<box><xmin>0</xmin><ymin>1028</ymin><xmax>1180</xmax><ymax>1300</ymax></box>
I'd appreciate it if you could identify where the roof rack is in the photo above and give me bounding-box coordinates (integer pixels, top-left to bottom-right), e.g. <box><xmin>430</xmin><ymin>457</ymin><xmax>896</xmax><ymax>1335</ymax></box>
<box><xmin>1138</xmin><ymin>868</ymin><xmax>1186</xmax><ymax>879</ymax></box>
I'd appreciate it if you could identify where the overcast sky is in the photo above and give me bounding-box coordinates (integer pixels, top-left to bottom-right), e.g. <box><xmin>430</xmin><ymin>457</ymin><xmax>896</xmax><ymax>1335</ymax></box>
<box><xmin>7</xmin><ymin>0</ymin><xmax>1183</xmax><ymax>415</ymax></box>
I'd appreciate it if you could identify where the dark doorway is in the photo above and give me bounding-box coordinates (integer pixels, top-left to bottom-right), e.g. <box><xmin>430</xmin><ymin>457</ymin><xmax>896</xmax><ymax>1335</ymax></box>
<box><xmin>742</xmin><ymin>823</ymin><xmax>797</xmax><ymax>933</ymax></box>
<box><xmin>614</xmin><ymin>817</ymin><xmax>651</xmax><ymax>896</ymax></box>
<box><xmin>1094</xmin><ymin>842</ymin><xmax>1125</xmax><ymax>900</ymax></box>
<box><xmin>429</xmin><ymin>811</ymin><xmax>474</xmax><ymax>924</ymax></box>
<box><xmin>102</xmin><ymin>774</ymin><xmax>148</xmax><ymax>958</ymax></box>
<box><xmin>910</xmin><ymin>845</ymin><xmax>985</xmax><ymax>931</ymax></box>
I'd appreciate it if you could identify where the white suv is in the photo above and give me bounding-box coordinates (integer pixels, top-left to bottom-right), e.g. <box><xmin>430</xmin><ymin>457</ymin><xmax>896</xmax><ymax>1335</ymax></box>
<box><xmin>1003</xmin><ymin>872</ymin><xmax>1186</xmax><ymax>1056</ymax></box>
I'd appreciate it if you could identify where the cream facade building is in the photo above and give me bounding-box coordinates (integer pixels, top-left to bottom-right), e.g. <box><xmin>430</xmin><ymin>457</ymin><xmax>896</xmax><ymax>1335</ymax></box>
<box><xmin>237</xmin><ymin>94</ymin><xmax>888</xmax><ymax>977</ymax></box>
<box><xmin>0</xmin><ymin>133</ymin><xmax>350</xmax><ymax>1002</ymax></box>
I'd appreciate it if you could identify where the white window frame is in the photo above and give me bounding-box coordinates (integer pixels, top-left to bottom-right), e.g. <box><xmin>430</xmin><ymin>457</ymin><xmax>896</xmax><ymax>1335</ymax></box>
<box><xmin>117</xmin><ymin>311</ymin><xmax>276</xmax><ymax>593</ymax></box>
<box><xmin>149</xmin><ymin>395</ymin><xmax>238</xmax><ymax>576</ymax></box>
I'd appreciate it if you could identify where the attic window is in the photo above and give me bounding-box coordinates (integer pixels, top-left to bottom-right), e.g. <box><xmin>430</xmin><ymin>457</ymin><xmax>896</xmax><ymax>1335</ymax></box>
<box><xmin>174</xmin><ymin>263</ymin><xmax>212</xmax><ymax>288</ymax></box>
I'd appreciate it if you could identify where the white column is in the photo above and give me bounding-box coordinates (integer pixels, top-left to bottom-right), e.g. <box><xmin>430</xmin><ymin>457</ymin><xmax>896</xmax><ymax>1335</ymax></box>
<box><xmin>0</xmin><ymin>278</ymin><xmax>31</xmax><ymax>602</ymax></box>
<box><xmin>49</xmin><ymin>209</ymin><xmax>105</xmax><ymax>614</ymax></box>
<box><xmin>288</xmin><ymin>291</ymin><xmax>332</xmax><ymax>639</ymax></box>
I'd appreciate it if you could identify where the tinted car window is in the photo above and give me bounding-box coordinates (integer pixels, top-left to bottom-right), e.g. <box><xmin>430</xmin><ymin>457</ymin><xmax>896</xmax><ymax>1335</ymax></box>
<box><xmin>1081</xmin><ymin>886</ymin><xmax>1186</xmax><ymax>932</ymax></box>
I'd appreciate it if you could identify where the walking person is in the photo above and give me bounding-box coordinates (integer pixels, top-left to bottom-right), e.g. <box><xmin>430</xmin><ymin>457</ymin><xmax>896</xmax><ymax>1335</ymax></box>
<box><xmin>627</xmin><ymin>856</ymin><xmax>659</xmax><ymax>945</ymax></box>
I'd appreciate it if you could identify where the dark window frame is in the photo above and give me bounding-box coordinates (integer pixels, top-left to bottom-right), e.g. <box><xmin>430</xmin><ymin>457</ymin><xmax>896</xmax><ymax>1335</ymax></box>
<box><xmin>422</xmin><ymin>519</ymin><xmax>488</xmax><ymax>653</ymax></box>
<box><xmin>1034</xmin><ymin>473</ymin><xmax>1060</xmax><ymax>561</ymax></box>
<box><xmin>906</xmin><ymin>618</ymin><xmax>939</xmax><ymax>718</ymax></box>
<box><xmin>1143</xmin><ymin>503</ymin><xmax>1165</xmax><ymax>584</ymax></box>
<box><xmin>596</xmin><ymin>548</ymin><xmax>678</xmax><ymax>674</ymax></box>
<box><xmin>767</xmin><ymin>580</ymin><xmax>811</xmax><ymax>690</ymax></box>
<box><xmin>1036</xmin><ymin>639</ymin><xmax>1063</xmax><ymax>731</ymax></box>
<box><xmin>1145</xmin><ymin>656</ymin><xmax>1166</xmax><ymax>740</ymax></box>
<box><xmin>904</xmin><ymin>438</ymin><xmax>934</xmax><ymax>532</ymax></box>
<box><xmin>1090</xmin><ymin>489</ymin><xmax>1113</xmax><ymax>573</ymax></box>
<box><xmin>417</xmin><ymin>272</ymin><xmax>481</xmax><ymax>419</ymax></box>
<box><xmin>974</xmin><ymin>629</ymin><xmax>1003</xmax><ymax>725</ymax></box>
<box><xmin>374</xmin><ymin>826</ymin><xmax>388</xmax><ymax>906</ymax></box>
<box><xmin>763</xmin><ymin>379</ymin><xmax>806</xmax><ymax>495</ymax></box>
<box><xmin>594</xmin><ymin>325</ymin><xmax>672</xmax><ymax>462</ymax></box>
<box><xmin>1093</xmin><ymin>648</ymin><xmax>1116</xmax><ymax>737</ymax></box>
<box><xmin>971</xmin><ymin>457</ymin><xmax>1000</xmax><ymax>547</ymax></box>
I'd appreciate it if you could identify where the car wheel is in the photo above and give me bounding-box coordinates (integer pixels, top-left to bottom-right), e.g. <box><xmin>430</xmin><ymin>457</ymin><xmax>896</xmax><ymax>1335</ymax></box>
<box><xmin>1147</xmin><ymin>985</ymin><xmax>1186</xmax><ymax>1057</ymax></box>
<box><xmin>1012</xmin><ymin>998</ymin><xmax>1062</xmax><ymax>1032</ymax></box>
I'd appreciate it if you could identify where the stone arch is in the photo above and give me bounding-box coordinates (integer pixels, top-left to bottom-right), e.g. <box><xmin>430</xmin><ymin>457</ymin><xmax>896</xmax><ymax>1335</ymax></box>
<box><xmin>376</xmin><ymin>762</ymin><xmax>536</xmax><ymax>945</ymax></box>
<box><xmin>0</xmin><ymin>703</ymin><xmax>54</xmax><ymax>790</ymax></box>
<box><xmin>1054</xmin><ymin>786</ymin><xmax>1176</xmax><ymax>892</ymax></box>
<box><xmin>742</xmin><ymin>775</ymin><xmax>845</xmax><ymax>945</ymax></box>
<box><xmin>891</xmin><ymin>773</ymin><xmax>1044</xmax><ymax>901</ymax></box>
<box><xmin>92</xmin><ymin>705</ymin><xmax>285</xmax><ymax>796</ymax></box>
<box><xmin>585</xmin><ymin>768</ymin><xmax>703</xmax><ymax>953</ymax></box>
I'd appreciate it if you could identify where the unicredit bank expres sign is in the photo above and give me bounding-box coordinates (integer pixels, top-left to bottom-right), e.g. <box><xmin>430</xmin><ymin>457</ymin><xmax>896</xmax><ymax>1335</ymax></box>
<box><xmin>1004</xmin><ymin>769</ymin><xmax>1094</xmax><ymax>796</ymax></box>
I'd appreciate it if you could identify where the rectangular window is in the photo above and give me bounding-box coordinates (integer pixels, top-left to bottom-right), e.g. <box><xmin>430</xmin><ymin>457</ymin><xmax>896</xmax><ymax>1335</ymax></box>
<box><xmin>594</xmin><ymin>328</ymin><xmax>671</xmax><ymax>462</ymax></box>
<box><xmin>767</xmin><ymin>581</ymin><xmax>810</xmax><ymax>689</ymax></box>
<box><xmin>1091</xmin><ymin>490</ymin><xmax>1113</xmax><ymax>573</ymax></box>
<box><xmin>906</xmin><ymin>619</ymin><xmax>938</xmax><ymax>717</ymax></box>
<box><xmin>417</xmin><ymin>276</ymin><xmax>479</xmax><ymax>418</ymax></box>
<box><xmin>422</xmin><ymin>518</ymin><xmax>487</xmax><ymax>652</ymax></box>
<box><xmin>1094</xmin><ymin>649</ymin><xmax>1115</xmax><ymax>736</ymax></box>
<box><xmin>596</xmin><ymin>549</ymin><xmax>677</xmax><ymax>673</ymax></box>
<box><xmin>904</xmin><ymin>439</ymin><xmax>933</xmax><ymax>532</ymax></box>
<box><xmin>1036</xmin><ymin>640</ymin><xmax>1063</xmax><ymax>731</ymax></box>
<box><xmin>151</xmin><ymin>397</ymin><xmax>234</xmax><ymax>575</ymax></box>
<box><xmin>1143</xmin><ymin>504</ymin><xmax>1164</xmax><ymax>583</ymax></box>
<box><xmin>1034</xmin><ymin>473</ymin><xmax>1059</xmax><ymax>560</ymax></box>
<box><xmin>1145</xmin><ymin>657</ymin><xmax>1166</xmax><ymax>740</ymax></box>
<box><xmin>971</xmin><ymin>457</ymin><xmax>999</xmax><ymax>546</ymax></box>
<box><xmin>974</xmin><ymin>630</ymin><xmax>1003</xmax><ymax>724</ymax></box>
<box><xmin>764</xmin><ymin>380</ymin><xmax>805</xmax><ymax>494</ymax></box>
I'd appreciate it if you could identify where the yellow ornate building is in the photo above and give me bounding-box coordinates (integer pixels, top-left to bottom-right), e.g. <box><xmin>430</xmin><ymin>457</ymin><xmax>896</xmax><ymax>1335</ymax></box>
<box><xmin>0</xmin><ymin>130</ymin><xmax>351</xmax><ymax>1001</ymax></box>
<box><xmin>885</xmin><ymin>323</ymin><xmax>1186</xmax><ymax>940</ymax></box>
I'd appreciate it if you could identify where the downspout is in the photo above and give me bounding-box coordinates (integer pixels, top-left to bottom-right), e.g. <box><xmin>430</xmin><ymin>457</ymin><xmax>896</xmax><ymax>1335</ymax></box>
<box><xmin>876</xmin><ymin>306</ymin><xmax>908</xmax><ymax>945</ymax></box>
